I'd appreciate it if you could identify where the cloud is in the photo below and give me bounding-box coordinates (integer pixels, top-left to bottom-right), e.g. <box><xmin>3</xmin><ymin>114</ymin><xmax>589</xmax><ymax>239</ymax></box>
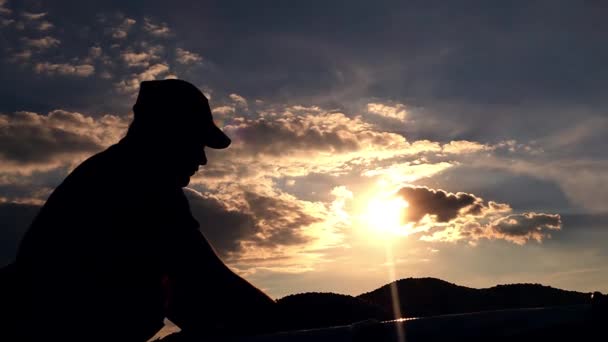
<box><xmin>489</xmin><ymin>213</ymin><xmax>561</xmax><ymax>245</ymax></box>
<box><xmin>395</xmin><ymin>185</ymin><xmax>561</xmax><ymax>245</ymax></box>
<box><xmin>21</xmin><ymin>12</ymin><xmax>47</xmax><ymax>20</ymax></box>
<box><xmin>193</xmin><ymin>105</ymin><xmax>453</xmax><ymax>195</ymax></box>
<box><xmin>212</xmin><ymin>106</ymin><xmax>235</xmax><ymax>115</ymax></box>
<box><xmin>175</xmin><ymin>48</ymin><xmax>202</xmax><ymax>65</ymax></box>
<box><xmin>34</xmin><ymin>62</ymin><xmax>95</xmax><ymax>77</ymax></box>
<box><xmin>143</xmin><ymin>17</ymin><xmax>171</xmax><ymax>37</ymax></box>
<box><xmin>89</xmin><ymin>46</ymin><xmax>102</xmax><ymax>59</ymax></box>
<box><xmin>121</xmin><ymin>51</ymin><xmax>154</xmax><ymax>67</ymax></box>
<box><xmin>11</xmin><ymin>50</ymin><xmax>32</xmax><ymax>61</ymax></box>
<box><xmin>362</xmin><ymin>161</ymin><xmax>453</xmax><ymax>185</ymax></box>
<box><xmin>1</xmin><ymin>18</ymin><xmax>13</xmax><ymax>26</ymax></box>
<box><xmin>367</xmin><ymin>102</ymin><xmax>407</xmax><ymax>121</ymax></box>
<box><xmin>184</xmin><ymin>188</ymin><xmax>256</xmax><ymax>257</ymax></box>
<box><xmin>136</xmin><ymin>62</ymin><xmax>169</xmax><ymax>79</ymax></box>
<box><xmin>398</xmin><ymin>186</ymin><xmax>508</xmax><ymax>223</ymax></box>
<box><xmin>114</xmin><ymin>63</ymin><xmax>170</xmax><ymax>94</ymax></box>
<box><xmin>0</xmin><ymin>110</ymin><xmax>128</xmax><ymax>165</ymax></box>
<box><xmin>0</xmin><ymin>0</ymin><xmax>11</xmax><ymax>15</ymax></box>
<box><xmin>185</xmin><ymin>187</ymin><xmax>329</xmax><ymax>263</ymax></box>
<box><xmin>442</xmin><ymin>140</ymin><xmax>491</xmax><ymax>154</ymax></box>
<box><xmin>37</xmin><ymin>20</ymin><xmax>53</xmax><ymax>31</ymax></box>
<box><xmin>111</xmin><ymin>17</ymin><xmax>136</xmax><ymax>39</ymax></box>
<box><xmin>21</xmin><ymin>36</ymin><xmax>60</xmax><ymax>49</ymax></box>
<box><xmin>0</xmin><ymin>110</ymin><xmax>130</xmax><ymax>204</ymax></box>
<box><xmin>222</xmin><ymin>110</ymin><xmax>406</xmax><ymax>157</ymax></box>
<box><xmin>229</xmin><ymin>93</ymin><xmax>248</xmax><ymax>108</ymax></box>
<box><xmin>14</xmin><ymin>11</ymin><xmax>54</xmax><ymax>30</ymax></box>
<box><xmin>244</xmin><ymin>191</ymin><xmax>319</xmax><ymax>247</ymax></box>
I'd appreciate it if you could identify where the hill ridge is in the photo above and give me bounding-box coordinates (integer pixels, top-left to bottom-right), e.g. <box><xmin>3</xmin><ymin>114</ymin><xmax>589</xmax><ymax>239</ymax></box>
<box><xmin>275</xmin><ymin>277</ymin><xmax>595</xmax><ymax>330</ymax></box>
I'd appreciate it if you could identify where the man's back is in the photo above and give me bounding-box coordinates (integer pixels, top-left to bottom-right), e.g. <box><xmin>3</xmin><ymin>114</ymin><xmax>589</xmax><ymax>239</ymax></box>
<box><xmin>15</xmin><ymin>142</ymin><xmax>192</xmax><ymax>341</ymax></box>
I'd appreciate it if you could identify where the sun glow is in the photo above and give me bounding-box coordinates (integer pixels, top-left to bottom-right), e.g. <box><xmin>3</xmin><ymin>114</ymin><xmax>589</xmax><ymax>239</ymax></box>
<box><xmin>362</xmin><ymin>195</ymin><xmax>410</xmax><ymax>238</ymax></box>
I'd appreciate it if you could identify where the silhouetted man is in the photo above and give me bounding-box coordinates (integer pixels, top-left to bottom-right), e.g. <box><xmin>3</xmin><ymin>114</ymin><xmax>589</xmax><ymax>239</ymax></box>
<box><xmin>13</xmin><ymin>79</ymin><xmax>278</xmax><ymax>342</ymax></box>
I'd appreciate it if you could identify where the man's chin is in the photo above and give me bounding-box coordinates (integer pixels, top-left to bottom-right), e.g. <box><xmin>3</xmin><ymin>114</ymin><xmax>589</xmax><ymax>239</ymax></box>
<box><xmin>176</xmin><ymin>176</ymin><xmax>191</xmax><ymax>188</ymax></box>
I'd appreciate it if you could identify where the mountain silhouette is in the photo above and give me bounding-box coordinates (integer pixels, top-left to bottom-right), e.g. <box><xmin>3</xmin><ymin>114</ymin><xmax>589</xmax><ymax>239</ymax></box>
<box><xmin>271</xmin><ymin>277</ymin><xmax>593</xmax><ymax>331</ymax></box>
<box><xmin>275</xmin><ymin>292</ymin><xmax>390</xmax><ymax>330</ymax></box>
<box><xmin>357</xmin><ymin>277</ymin><xmax>591</xmax><ymax>319</ymax></box>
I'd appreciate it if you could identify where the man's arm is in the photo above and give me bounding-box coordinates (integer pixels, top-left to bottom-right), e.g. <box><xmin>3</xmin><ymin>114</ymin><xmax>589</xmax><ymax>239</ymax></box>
<box><xmin>166</xmin><ymin>225</ymin><xmax>278</xmax><ymax>336</ymax></box>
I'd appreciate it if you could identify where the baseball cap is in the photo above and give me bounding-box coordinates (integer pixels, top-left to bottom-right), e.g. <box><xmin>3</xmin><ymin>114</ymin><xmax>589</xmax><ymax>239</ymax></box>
<box><xmin>132</xmin><ymin>79</ymin><xmax>231</xmax><ymax>149</ymax></box>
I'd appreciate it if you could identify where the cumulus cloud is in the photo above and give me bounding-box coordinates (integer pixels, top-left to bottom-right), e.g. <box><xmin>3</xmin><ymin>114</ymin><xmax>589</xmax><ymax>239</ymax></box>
<box><xmin>193</xmin><ymin>106</ymin><xmax>453</xmax><ymax>194</ymax></box>
<box><xmin>442</xmin><ymin>140</ymin><xmax>491</xmax><ymax>154</ymax></box>
<box><xmin>11</xmin><ymin>50</ymin><xmax>32</xmax><ymax>61</ymax></box>
<box><xmin>0</xmin><ymin>0</ymin><xmax>11</xmax><ymax>15</ymax></box>
<box><xmin>175</xmin><ymin>48</ymin><xmax>202</xmax><ymax>64</ymax></box>
<box><xmin>489</xmin><ymin>213</ymin><xmax>561</xmax><ymax>244</ymax></box>
<box><xmin>136</xmin><ymin>62</ymin><xmax>169</xmax><ymax>79</ymax></box>
<box><xmin>111</xmin><ymin>17</ymin><xmax>136</xmax><ymax>39</ymax></box>
<box><xmin>34</xmin><ymin>62</ymin><xmax>95</xmax><ymax>77</ymax></box>
<box><xmin>185</xmin><ymin>188</ymin><xmax>256</xmax><ymax>257</ymax></box>
<box><xmin>212</xmin><ymin>106</ymin><xmax>235</xmax><ymax>115</ymax></box>
<box><xmin>21</xmin><ymin>12</ymin><xmax>46</xmax><ymax>20</ymax></box>
<box><xmin>1</xmin><ymin>18</ymin><xmax>13</xmax><ymax>26</ymax></box>
<box><xmin>89</xmin><ymin>46</ymin><xmax>102</xmax><ymax>59</ymax></box>
<box><xmin>0</xmin><ymin>110</ymin><xmax>130</xmax><ymax>205</ymax></box>
<box><xmin>37</xmin><ymin>20</ymin><xmax>53</xmax><ymax>31</ymax></box>
<box><xmin>185</xmin><ymin>187</ymin><xmax>331</xmax><ymax>263</ymax></box>
<box><xmin>21</xmin><ymin>36</ymin><xmax>60</xmax><ymax>49</ymax></box>
<box><xmin>394</xmin><ymin>185</ymin><xmax>561</xmax><ymax>245</ymax></box>
<box><xmin>143</xmin><ymin>17</ymin><xmax>171</xmax><ymax>37</ymax></box>
<box><xmin>0</xmin><ymin>110</ymin><xmax>129</xmax><ymax>165</ymax></box>
<box><xmin>398</xmin><ymin>186</ymin><xmax>509</xmax><ymax>223</ymax></box>
<box><xmin>244</xmin><ymin>191</ymin><xmax>319</xmax><ymax>247</ymax></box>
<box><xmin>16</xmin><ymin>11</ymin><xmax>53</xmax><ymax>31</ymax></box>
<box><xmin>121</xmin><ymin>51</ymin><xmax>154</xmax><ymax>67</ymax></box>
<box><xmin>222</xmin><ymin>111</ymin><xmax>406</xmax><ymax>157</ymax></box>
<box><xmin>367</xmin><ymin>102</ymin><xmax>407</xmax><ymax>121</ymax></box>
<box><xmin>114</xmin><ymin>63</ymin><xmax>170</xmax><ymax>94</ymax></box>
<box><xmin>229</xmin><ymin>93</ymin><xmax>248</xmax><ymax>108</ymax></box>
<box><xmin>362</xmin><ymin>161</ymin><xmax>453</xmax><ymax>185</ymax></box>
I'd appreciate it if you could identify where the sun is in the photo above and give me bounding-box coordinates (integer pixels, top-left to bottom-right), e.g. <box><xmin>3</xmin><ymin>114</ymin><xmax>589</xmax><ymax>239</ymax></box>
<box><xmin>362</xmin><ymin>194</ymin><xmax>410</xmax><ymax>238</ymax></box>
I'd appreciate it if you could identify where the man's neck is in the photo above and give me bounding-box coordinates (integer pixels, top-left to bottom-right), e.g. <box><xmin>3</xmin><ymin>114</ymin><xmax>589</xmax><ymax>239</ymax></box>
<box><xmin>116</xmin><ymin>136</ymin><xmax>183</xmax><ymax>190</ymax></box>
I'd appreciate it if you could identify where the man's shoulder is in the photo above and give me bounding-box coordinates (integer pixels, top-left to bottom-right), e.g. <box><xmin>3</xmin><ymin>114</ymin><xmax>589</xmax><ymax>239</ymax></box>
<box><xmin>68</xmin><ymin>144</ymin><xmax>135</xmax><ymax>184</ymax></box>
<box><xmin>73</xmin><ymin>144</ymin><xmax>126</xmax><ymax>176</ymax></box>
<box><xmin>45</xmin><ymin>144</ymin><xmax>131</xmax><ymax>202</ymax></box>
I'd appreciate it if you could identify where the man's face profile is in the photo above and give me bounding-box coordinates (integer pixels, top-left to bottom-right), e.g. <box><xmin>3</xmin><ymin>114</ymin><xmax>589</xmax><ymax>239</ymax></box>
<box><xmin>123</xmin><ymin>79</ymin><xmax>230</xmax><ymax>188</ymax></box>
<box><xmin>166</xmin><ymin>134</ymin><xmax>208</xmax><ymax>188</ymax></box>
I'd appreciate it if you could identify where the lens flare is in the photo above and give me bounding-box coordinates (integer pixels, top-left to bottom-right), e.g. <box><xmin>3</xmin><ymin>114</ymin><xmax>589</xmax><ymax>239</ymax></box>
<box><xmin>362</xmin><ymin>195</ymin><xmax>410</xmax><ymax>238</ymax></box>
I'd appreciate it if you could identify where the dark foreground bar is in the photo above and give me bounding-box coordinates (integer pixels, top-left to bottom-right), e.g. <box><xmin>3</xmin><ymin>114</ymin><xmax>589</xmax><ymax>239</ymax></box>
<box><xmin>187</xmin><ymin>304</ymin><xmax>601</xmax><ymax>342</ymax></box>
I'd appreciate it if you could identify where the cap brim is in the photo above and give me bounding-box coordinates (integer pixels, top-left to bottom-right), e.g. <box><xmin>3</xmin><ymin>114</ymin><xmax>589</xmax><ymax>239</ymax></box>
<box><xmin>205</xmin><ymin>124</ymin><xmax>231</xmax><ymax>149</ymax></box>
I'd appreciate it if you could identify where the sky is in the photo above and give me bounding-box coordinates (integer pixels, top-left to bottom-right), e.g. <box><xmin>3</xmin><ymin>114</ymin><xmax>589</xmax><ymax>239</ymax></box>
<box><xmin>1</xmin><ymin>0</ymin><xmax>607</xmax><ymax>299</ymax></box>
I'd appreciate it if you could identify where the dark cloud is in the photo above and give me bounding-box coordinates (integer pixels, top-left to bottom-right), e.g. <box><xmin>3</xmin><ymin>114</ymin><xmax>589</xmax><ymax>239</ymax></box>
<box><xmin>0</xmin><ymin>116</ymin><xmax>101</xmax><ymax>163</ymax></box>
<box><xmin>184</xmin><ymin>188</ymin><xmax>255</xmax><ymax>258</ymax></box>
<box><xmin>413</xmin><ymin>165</ymin><xmax>576</xmax><ymax>213</ymax></box>
<box><xmin>397</xmin><ymin>185</ymin><xmax>505</xmax><ymax>223</ymax></box>
<box><xmin>395</xmin><ymin>185</ymin><xmax>562</xmax><ymax>245</ymax></box>
<box><xmin>0</xmin><ymin>110</ymin><xmax>128</xmax><ymax>164</ymax></box>
<box><xmin>224</xmin><ymin>112</ymin><xmax>362</xmax><ymax>156</ymax></box>
<box><xmin>244</xmin><ymin>191</ymin><xmax>318</xmax><ymax>247</ymax></box>
<box><xmin>2</xmin><ymin>1</ymin><xmax>605</xmax><ymax>146</ymax></box>
<box><xmin>185</xmin><ymin>188</ymin><xmax>320</xmax><ymax>259</ymax></box>
<box><xmin>489</xmin><ymin>213</ymin><xmax>561</xmax><ymax>244</ymax></box>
